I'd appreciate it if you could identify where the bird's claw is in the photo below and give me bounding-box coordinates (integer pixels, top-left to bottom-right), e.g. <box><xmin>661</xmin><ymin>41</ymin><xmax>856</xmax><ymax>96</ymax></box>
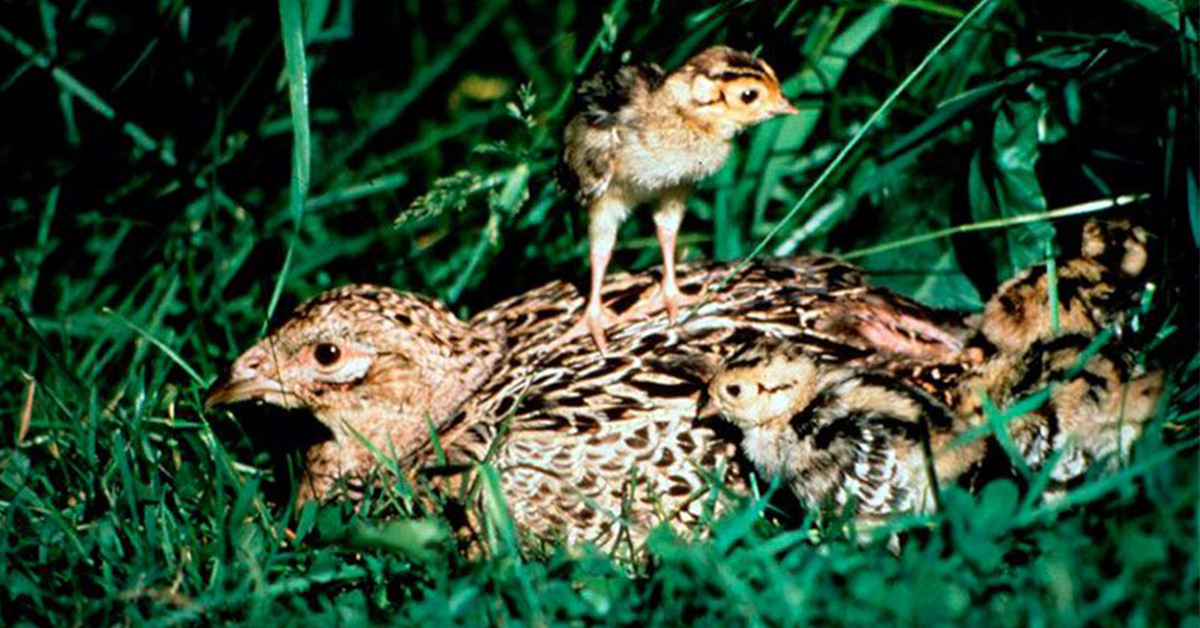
<box><xmin>662</xmin><ymin>285</ymin><xmax>680</xmax><ymax>326</ymax></box>
<box><xmin>555</xmin><ymin>302</ymin><xmax>620</xmax><ymax>355</ymax></box>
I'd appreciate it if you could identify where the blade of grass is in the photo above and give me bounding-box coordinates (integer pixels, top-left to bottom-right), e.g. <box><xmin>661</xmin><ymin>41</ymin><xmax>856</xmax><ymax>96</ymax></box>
<box><xmin>102</xmin><ymin>307</ymin><xmax>204</xmax><ymax>387</ymax></box>
<box><xmin>7</xmin><ymin>301</ymin><xmax>86</xmax><ymax>393</ymax></box>
<box><xmin>0</xmin><ymin>22</ymin><xmax>177</xmax><ymax>166</ymax></box>
<box><xmin>18</xmin><ymin>186</ymin><xmax>58</xmax><ymax>310</ymax></box>
<box><xmin>360</xmin><ymin>110</ymin><xmax>495</xmax><ymax>179</ymax></box>
<box><xmin>340</xmin><ymin>418</ymin><xmax>409</xmax><ymax>495</ymax></box>
<box><xmin>1014</xmin><ymin>441</ymin><xmax>1187</xmax><ymax>527</ymax></box>
<box><xmin>18</xmin><ymin>372</ymin><xmax>35</xmax><ymax>446</ymax></box>
<box><xmin>753</xmin><ymin>5</ymin><xmax>892</xmax><ymax>232</ymax></box>
<box><xmin>842</xmin><ymin>193</ymin><xmax>1149</xmax><ymax>260</ymax></box>
<box><xmin>1046</xmin><ymin>238</ymin><xmax>1062</xmax><ymax>334</ymax></box>
<box><xmin>546</xmin><ymin>0</ymin><xmax>629</xmax><ymax>120</ymax></box>
<box><xmin>740</xmin><ymin>0</ymin><xmax>996</xmax><ymax>265</ymax></box>
<box><xmin>981</xmin><ymin>393</ymin><xmax>1034</xmax><ymax>479</ymax></box>
<box><xmin>263</xmin><ymin>0</ymin><xmax>311</xmax><ymax>332</ymax></box>
<box><xmin>714</xmin><ymin>483</ymin><xmax>777</xmax><ymax>555</ymax></box>
<box><xmin>477</xmin><ymin>463</ymin><xmax>521</xmax><ymax>556</ymax></box>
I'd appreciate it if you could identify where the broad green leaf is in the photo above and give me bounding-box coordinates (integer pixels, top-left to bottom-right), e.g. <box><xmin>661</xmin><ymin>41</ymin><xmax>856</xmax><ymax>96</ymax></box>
<box><xmin>968</xmin><ymin>93</ymin><xmax>1051</xmax><ymax>280</ymax></box>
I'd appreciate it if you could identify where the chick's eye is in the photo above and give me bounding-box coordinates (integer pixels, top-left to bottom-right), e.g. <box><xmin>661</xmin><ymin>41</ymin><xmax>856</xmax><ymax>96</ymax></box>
<box><xmin>740</xmin><ymin>89</ymin><xmax>759</xmax><ymax>104</ymax></box>
<box><xmin>313</xmin><ymin>343</ymin><xmax>341</xmax><ymax>366</ymax></box>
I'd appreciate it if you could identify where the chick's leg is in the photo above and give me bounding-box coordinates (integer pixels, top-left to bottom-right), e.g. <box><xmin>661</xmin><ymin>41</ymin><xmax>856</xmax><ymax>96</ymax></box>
<box><xmin>572</xmin><ymin>197</ymin><xmax>628</xmax><ymax>354</ymax></box>
<box><xmin>653</xmin><ymin>186</ymin><xmax>689</xmax><ymax>325</ymax></box>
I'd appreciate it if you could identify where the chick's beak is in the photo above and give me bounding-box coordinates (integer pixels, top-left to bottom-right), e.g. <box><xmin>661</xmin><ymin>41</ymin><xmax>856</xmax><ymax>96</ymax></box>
<box><xmin>204</xmin><ymin>347</ymin><xmax>285</xmax><ymax>410</ymax></box>
<box><xmin>771</xmin><ymin>95</ymin><xmax>799</xmax><ymax>116</ymax></box>
<box><xmin>695</xmin><ymin>388</ymin><xmax>723</xmax><ymax>420</ymax></box>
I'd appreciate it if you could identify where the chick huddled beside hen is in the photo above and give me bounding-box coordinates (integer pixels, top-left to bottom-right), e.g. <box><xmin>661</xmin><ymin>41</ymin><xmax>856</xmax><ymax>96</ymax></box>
<box><xmin>703</xmin><ymin>219</ymin><xmax>1163</xmax><ymax>529</ymax></box>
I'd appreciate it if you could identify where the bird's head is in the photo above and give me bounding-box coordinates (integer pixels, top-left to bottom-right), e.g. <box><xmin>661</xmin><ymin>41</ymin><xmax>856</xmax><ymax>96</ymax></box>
<box><xmin>1080</xmin><ymin>218</ymin><xmax>1149</xmax><ymax>279</ymax></box>
<box><xmin>668</xmin><ymin>45</ymin><xmax>798</xmax><ymax>137</ymax></box>
<box><xmin>707</xmin><ymin>338</ymin><xmax>823</xmax><ymax>430</ymax></box>
<box><xmin>206</xmin><ymin>285</ymin><xmax>503</xmax><ymax>451</ymax></box>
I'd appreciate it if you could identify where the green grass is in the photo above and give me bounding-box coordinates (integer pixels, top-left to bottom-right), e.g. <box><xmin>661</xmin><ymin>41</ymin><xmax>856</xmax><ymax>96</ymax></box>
<box><xmin>1</xmin><ymin>0</ymin><xmax>1197</xmax><ymax>625</ymax></box>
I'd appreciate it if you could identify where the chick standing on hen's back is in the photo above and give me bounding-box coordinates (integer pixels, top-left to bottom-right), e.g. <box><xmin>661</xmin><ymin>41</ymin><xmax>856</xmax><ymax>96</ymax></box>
<box><xmin>560</xmin><ymin>46</ymin><xmax>798</xmax><ymax>353</ymax></box>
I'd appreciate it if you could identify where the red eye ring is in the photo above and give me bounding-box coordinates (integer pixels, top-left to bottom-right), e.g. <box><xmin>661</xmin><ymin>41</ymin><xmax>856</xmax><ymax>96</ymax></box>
<box><xmin>314</xmin><ymin>343</ymin><xmax>341</xmax><ymax>366</ymax></box>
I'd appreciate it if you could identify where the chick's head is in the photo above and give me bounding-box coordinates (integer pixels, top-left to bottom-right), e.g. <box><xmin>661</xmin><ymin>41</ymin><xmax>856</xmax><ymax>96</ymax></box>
<box><xmin>708</xmin><ymin>340</ymin><xmax>822</xmax><ymax>430</ymax></box>
<box><xmin>673</xmin><ymin>46</ymin><xmax>797</xmax><ymax>135</ymax></box>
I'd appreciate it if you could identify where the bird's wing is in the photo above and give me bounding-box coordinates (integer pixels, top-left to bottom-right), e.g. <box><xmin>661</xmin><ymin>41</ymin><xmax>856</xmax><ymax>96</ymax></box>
<box><xmin>473</xmin><ymin>334</ymin><xmax>749</xmax><ymax>543</ymax></box>
<box><xmin>805</xmin><ymin>411</ymin><xmax>929</xmax><ymax>518</ymax></box>
<box><xmin>576</xmin><ymin>63</ymin><xmax>665</xmax><ymax>128</ymax></box>
<box><xmin>558</xmin><ymin>63</ymin><xmax>665</xmax><ymax>203</ymax></box>
<box><xmin>558</xmin><ymin>121</ymin><xmax>619</xmax><ymax>203</ymax></box>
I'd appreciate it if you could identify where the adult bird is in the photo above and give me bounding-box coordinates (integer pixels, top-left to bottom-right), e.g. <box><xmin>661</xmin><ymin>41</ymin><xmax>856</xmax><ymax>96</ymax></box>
<box><xmin>206</xmin><ymin>257</ymin><xmax>969</xmax><ymax>554</ymax></box>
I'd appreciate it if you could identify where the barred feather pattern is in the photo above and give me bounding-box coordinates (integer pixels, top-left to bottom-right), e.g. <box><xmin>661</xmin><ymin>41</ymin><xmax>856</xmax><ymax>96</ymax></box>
<box><xmin>707</xmin><ymin>337</ymin><xmax>977</xmax><ymax>528</ymax></box>
<box><xmin>441</xmin><ymin>258</ymin><xmax>970</xmax><ymax>548</ymax></box>
<box><xmin>207</xmin><ymin>258</ymin><xmax>975</xmax><ymax>551</ymax></box>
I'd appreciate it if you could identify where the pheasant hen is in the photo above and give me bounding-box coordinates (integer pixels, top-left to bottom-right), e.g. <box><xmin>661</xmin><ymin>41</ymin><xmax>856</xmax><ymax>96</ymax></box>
<box><xmin>207</xmin><ymin>257</ymin><xmax>969</xmax><ymax>552</ymax></box>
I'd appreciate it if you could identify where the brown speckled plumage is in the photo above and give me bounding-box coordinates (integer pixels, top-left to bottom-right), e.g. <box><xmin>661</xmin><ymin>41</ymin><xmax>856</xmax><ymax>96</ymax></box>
<box><xmin>207</xmin><ymin>257</ymin><xmax>969</xmax><ymax>550</ymax></box>
<box><xmin>207</xmin><ymin>221</ymin><xmax>1158</xmax><ymax>547</ymax></box>
<box><xmin>980</xmin><ymin>219</ymin><xmax>1149</xmax><ymax>354</ymax></box>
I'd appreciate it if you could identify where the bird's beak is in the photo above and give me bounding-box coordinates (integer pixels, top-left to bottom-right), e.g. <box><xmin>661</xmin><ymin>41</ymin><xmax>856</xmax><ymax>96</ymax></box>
<box><xmin>204</xmin><ymin>347</ymin><xmax>286</xmax><ymax>409</ymax></box>
<box><xmin>695</xmin><ymin>389</ymin><xmax>723</xmax><ymax>420</ymax></box>
<box><xmin>772</xmin><ymin>97</ymin><xmax>799</xmax><ymax>116</ymax></box>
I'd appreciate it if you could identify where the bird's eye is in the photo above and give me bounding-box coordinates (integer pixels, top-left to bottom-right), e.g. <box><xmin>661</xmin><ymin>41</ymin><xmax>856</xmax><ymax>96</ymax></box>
<box><xmin>740</xmin><ymin>89</ymin><xmax>759</xmax><ymax>104</ymax></box>
<box><xmin>314</xmin><ymin>343</ymin><xmax>341</xmax><ymax>366</ymax></box>
<box><xmin>726</xmin><ymin>384</ymin><xmax>742</xmax><ymax>398</ymax></box>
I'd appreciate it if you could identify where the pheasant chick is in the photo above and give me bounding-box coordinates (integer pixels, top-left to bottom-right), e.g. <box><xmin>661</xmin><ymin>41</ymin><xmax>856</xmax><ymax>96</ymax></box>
<box><xmin>707</xmin><ymin>338</ymin><xmax>982</xmax><ymax>525</ymax></box>
<box><xmin>980</xmin><ymin>218</ymin><xmax>1150</xmax><ymax>354</ymax></box>
<box><xmin>960</xmin><ymin>334</ymin><xmax>1164</xmax><ymax>495</ymax></box>
<box><xmin>561</xmin><ymin>46</ymin><xmax>797</xmax><ymax>353</ymax></box>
